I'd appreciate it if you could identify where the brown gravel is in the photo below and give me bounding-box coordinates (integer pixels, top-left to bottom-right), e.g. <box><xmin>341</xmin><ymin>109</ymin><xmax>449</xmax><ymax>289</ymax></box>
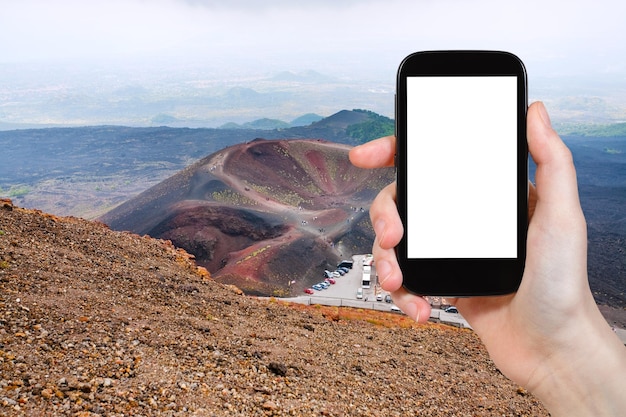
<box><xmin>0</xmin><ymin>200</ymin><xmax>549</xmax><ymax>416</ymax></box>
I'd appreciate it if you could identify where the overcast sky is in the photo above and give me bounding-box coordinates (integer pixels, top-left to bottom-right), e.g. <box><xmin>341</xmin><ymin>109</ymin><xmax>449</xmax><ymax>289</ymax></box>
<box><xmin>2</xmin><ymin>0</ymin><xmax>625</xmax><ymax>83</ymax></box>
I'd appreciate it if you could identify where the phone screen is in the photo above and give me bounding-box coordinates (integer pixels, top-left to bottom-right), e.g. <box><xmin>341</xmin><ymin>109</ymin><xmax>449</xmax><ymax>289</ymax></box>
<box><xmin>406</xmin><ymin>76</ymin><xmax>518</xmax><ymax>259</ymax></box>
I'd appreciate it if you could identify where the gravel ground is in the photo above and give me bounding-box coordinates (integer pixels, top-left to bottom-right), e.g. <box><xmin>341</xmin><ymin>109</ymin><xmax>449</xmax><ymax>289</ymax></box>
<box><xmin>0</xmin><ymin>200</ymin><xmax>548</xmax><ymax>416</ymax></box>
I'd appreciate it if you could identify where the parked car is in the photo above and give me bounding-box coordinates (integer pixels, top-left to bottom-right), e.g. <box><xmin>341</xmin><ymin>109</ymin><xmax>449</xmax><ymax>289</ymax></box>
<box><xmin>356</xmin><ymin>287</ymin><xmax>363</xmax><ymax>299</ymax></box>
<box><xmin>324</xmin><ymin>270</ymin><xmax>333</xmax><ymax>279</ymax></box>
<box><xmin>337</xmin><ymin>260</ymin><xmax>353</xmax><ymax>269</ymax></box>
<box><xmin>444</xmin><ymin>306</ymin><xmax>459</xmax><ymax>314</ymax></box>
<box><xmin>312</xmin><ymin>284</ymin><xmax>323</xmax><ymax>291</ymax></box>
<box><xmin>304</xmin><ymin>288</ymin><xmax>314</xmax><ymax>294</ymax></box>
<box><xmin>390</xmin><ymin>305</ymin><xmax>402</xmax><ymax>313</ymax></box>
<box><xmin>384</xmin><ymin>294</ymin><xmax>392</xmax><ymax>303</ymax></box>
<box><xmin>325</xmin><ymin>278</ymin><xmax>336</xmax><ymax>285</ymax></box>
<box><xmin>335</xmin><ymin>269</ymin><xmax>346</xmax><ymax>276</ymax></box>
<box><xmin>376</xmin><ymin>293</ymin><xmax>383</xmax><ymax>302</ymax></box>
<box><xmin>320</xmin><ymin>281</ymin><xmax>330</xmax><ymax>289</ymax></box>
<box><xmin>337</xmin><ymin>267</ymin><xmax>350</xmax><ymax>274</ymax></box>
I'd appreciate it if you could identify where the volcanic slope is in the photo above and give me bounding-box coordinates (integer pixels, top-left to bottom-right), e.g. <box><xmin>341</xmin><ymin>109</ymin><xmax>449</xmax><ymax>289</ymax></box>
<box><xmin>0</xmin><ymin>200</ymin><xmax>549</xmax><ymax>416</ymax></box>
<box><xmin>100</xmin><ymin>139</ymin><xmax>394</xmax><ymax>296</ymax></box>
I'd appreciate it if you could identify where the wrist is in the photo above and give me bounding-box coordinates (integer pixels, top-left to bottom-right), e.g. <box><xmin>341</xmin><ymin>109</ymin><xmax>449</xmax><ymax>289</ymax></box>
<box><xmin>529</xmin><ymin>310</ymin><xmax>626</xmax><ymax>416</ymax></box>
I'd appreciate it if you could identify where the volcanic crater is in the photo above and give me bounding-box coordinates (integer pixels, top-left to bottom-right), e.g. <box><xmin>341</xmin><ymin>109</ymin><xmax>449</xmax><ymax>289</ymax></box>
<box><xmin>100</xmin><ymin>139</ymin><xmax>394</xmax><ymax>296</ymax></box>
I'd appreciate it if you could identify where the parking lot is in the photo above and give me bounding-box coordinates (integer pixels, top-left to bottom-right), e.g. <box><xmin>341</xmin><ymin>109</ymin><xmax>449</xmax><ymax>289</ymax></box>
<box><xmin>310</xmin><ymin>254</ymin><xmax>383</xmax><ymax>300</ymax></box>
<box><xmin>284</xmin><ymin>254</ymin><xmax>471</xmax><ymax>328</ymax></box>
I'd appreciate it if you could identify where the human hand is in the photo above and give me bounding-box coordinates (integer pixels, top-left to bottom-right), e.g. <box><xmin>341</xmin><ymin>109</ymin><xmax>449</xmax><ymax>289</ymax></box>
<box><xmin>349</xmin><ymin>101</ymin><xmax>626</xmax><ymax>416</ymax></box>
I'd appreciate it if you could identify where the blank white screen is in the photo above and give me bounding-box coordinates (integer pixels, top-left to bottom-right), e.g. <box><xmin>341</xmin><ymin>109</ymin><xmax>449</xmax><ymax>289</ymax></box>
<box><xmin>406</xmin><ymin>76</ymin><xmax>517</xmax><ymax>258</ymax></box>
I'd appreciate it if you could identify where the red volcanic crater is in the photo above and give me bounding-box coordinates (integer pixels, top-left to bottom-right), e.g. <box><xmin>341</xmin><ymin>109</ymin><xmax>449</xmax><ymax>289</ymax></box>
<box><xmin>100</xmin><ymin>138</ymin><xmax>394</xmax><ymax>296</ymax></box>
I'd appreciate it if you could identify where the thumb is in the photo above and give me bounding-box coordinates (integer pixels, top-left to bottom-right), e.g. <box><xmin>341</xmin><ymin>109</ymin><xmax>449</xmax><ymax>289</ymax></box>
<box><xmin>527</xmin><ymin>102</ymin><xmax>582</xmax><ymax>220</ymax></box>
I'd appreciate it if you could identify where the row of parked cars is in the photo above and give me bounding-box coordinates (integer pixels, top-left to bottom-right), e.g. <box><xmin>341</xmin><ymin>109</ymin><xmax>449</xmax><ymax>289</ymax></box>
<box><xmin>303</xmin><ymin>261</ymin><xmax>353</xmax><ymax>294</ymax></box>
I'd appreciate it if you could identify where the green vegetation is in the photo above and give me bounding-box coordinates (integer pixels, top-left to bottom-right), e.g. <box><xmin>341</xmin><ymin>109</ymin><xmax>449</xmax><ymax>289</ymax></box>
<box><xmin>211</xmin><ymin>189</ymin><xmax>257</xmax><ymax>206</ymax></box>
<box><xmin>272</xmin><ymin>288</ymin><xmax>290</xmax><ymax>297</ymax></box>
<box><xmin>303</xmin><ymin>182</ymin><xmax>323</xmax><ymax>195</ymax></box>
<box><xmin>0</xmin><ymin>185</ymin><xmax>31</xmax><ymax>198</ymax></box>
<box><xmin>273</xmin><ymin>190</ymin><xmax>310</xmax><ymax>208</ymax></box>
<box><xmin>347</xmin><ymin>109</ymin><xmax>395</xmax><ymax>143</ymax></box>
<box><xmin>557</xmin><ymin>122</ymin><xmax>626</xmax><ymax>137</ymax></box>
<box><xmin>273</xmin><ymin>144</ymin><xmax>291</xmax><ymax>158</ymax></box>
<box><xmin>246</xmin><ymin>182</ymin><xmax>310</xmax><ymax>207</ymax></box>
<box><xmin>236</xmin><ymin>245</ymin><xmax>271</xmax><ymax>264</ymax></box>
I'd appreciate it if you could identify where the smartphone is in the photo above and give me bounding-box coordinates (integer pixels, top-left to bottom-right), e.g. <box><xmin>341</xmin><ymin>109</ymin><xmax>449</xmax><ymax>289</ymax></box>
<box><xmin>395</xmin><ymin>50</ymin><xmax>528</xmax><ymax>296</ymax></box>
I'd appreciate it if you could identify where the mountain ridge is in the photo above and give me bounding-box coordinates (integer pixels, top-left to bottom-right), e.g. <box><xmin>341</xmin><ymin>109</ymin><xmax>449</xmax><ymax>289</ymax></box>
<box><xmin>0</xmin><ymin>109</ymin><xmax>393</xmax><ymax>219</ymax></box>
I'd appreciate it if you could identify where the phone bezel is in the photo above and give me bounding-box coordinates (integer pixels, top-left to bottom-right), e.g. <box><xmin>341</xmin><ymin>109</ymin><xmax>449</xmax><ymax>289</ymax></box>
<box><xmin>396</xmin><ymin>50</ymin><xmax>528</xmax><ymax>296</ymax></box>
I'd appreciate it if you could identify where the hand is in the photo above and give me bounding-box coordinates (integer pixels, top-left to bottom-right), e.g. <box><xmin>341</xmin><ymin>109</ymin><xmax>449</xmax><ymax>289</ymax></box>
<box><xmin>349</xmin><ymin>102</ymin><xmax>626</xmax><ymax>416</ymax></box>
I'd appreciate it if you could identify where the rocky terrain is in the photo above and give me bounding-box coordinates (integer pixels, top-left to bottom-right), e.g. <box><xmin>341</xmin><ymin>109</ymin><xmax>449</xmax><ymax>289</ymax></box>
<box><xmin>0</xmin><ymin>200</ymin><xmax>550</xmax><ymax>416</ymax></box>
<box><xmin>100</xmin><ymin>139</ymin><xmax>394</xmax><ymax>297</ymax></box>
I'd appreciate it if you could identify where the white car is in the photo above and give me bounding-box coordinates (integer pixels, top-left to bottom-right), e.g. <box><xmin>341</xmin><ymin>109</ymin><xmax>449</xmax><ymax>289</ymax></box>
<box><xmin>356</xmin><ymin>287</ymin><xmax>363</xmax><ymax>299</ymax></box>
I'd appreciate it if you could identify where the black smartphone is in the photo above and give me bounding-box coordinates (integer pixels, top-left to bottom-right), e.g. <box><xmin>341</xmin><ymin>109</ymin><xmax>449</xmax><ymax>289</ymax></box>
<box><xmin>395</xmin><ymin>50</ymin><xmax>528</xmax><ymax>296</ymax></box>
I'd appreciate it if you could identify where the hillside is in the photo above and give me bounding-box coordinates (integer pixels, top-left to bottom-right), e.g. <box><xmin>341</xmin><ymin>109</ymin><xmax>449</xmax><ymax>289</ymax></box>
<box><xmin>100</xmin><ymin>139</ymin><xmax>395</xmax><ymax>297</ymax></box>
<box><xmin>0</xmin><ymin>200</ymin><xmax>549</xmax><ymax>416</ymax></box>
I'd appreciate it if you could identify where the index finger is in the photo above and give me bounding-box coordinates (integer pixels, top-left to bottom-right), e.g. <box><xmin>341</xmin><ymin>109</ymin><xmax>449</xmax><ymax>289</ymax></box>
<box><xmin>349</xmin><ymin>135</ymin><xmax>396</xmax><ymax>169</ymax></box>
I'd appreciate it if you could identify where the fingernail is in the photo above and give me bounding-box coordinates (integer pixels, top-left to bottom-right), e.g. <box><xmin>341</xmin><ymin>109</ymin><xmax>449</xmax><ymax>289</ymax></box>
<box><xmin>537</xmin><ymin>102</ymin><xmax>552</xmax><ymax>129</ymax></box>
<box><xmin>415</xmin><ymin>308</ymin><xmax>421</xmax><ymax>323</ymax></box>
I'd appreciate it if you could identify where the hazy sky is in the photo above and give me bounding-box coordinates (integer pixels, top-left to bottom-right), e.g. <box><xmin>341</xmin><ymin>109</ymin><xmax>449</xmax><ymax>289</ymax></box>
<box><xmin>2</xmin><ymin>0</ymin><xmax>625</xmax><ymax>81</ymax></box>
